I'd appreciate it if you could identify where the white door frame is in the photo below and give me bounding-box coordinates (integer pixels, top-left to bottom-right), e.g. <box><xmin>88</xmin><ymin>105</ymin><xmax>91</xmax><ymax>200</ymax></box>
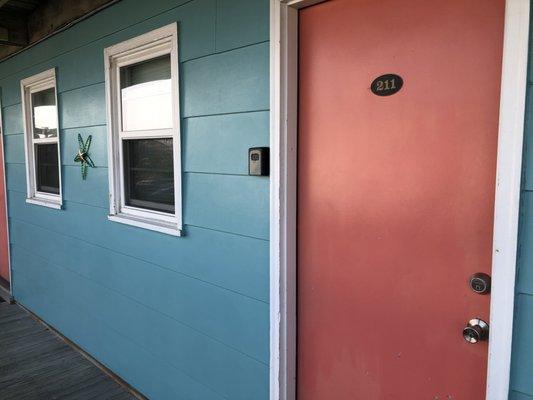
<box><xmin>269</xmin><ymin>0</ymin><xmax>530</xmax><ymax>399</ymax></box>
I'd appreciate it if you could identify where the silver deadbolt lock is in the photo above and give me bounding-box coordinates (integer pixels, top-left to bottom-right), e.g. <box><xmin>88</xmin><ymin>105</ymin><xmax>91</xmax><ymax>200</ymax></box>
<box><xmin>463</xmin><ymin>318</ymin><xmax>489</xmax><ymax>344</ymax></box>
<box><xmin>469</xmin><ymin>272</ymin><xmax>491</xmax><ymax>295</ymax></box>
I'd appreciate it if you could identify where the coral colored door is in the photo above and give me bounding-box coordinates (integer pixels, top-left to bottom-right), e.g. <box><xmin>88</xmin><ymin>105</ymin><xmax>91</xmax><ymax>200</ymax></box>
<box><xmin>0</xmin><ymin>104</ymin><xmax>9</xmax><ymax>284</ymax></box>
<box><xmin>297</xmin><ymin>0</ymin><xmax>505</xmax><ymax>399</ymax></box>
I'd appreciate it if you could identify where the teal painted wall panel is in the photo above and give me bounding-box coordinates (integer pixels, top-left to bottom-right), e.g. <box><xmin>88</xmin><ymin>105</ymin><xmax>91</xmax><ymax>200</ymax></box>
<box><xmin>216</xmin><ymin>0</ymin><xmax>269</xmax><ymax>52</ymax></box>
<box><xmin>0</xmin><ymin>76</ymin><xmax>22</xmax><ymax>108</ymax></box>
<box><xmin>56</xmin><ymin>42</ymin><xmax>105</xmax><ymax>93</ymax></box>
<box><xmin>6</xmin><ymin>165</ymin><xmax>25</xmax><ymax>193</ymax></box>
<box><xmin>511</xmin><ymin>392</ymin><xmax>533</xmax><ymax>400</ymax></box>
<box><xmin>3</xmin><ymin>133</ymin><xmax>23</xmax><ymax>164</ymax></box>
<box><xmin>7</xmin><ymin>191</ymin><xmax>269</xmax><ymax>303</ymax></box>
<box><xmin>0</xmin><ymin>0</ymin><xmax>270</xmax><ymax>398</ymax></box>
<box><xmin>59</xmin><ymin>84</ymin><xmax>107</xmax><ymax>129</ymax></box>
<box><xmin>511</xmin><ymin>294</ymin><xmax>533</xmax><ymax>395</ymax></box>
<box><xmin>516</xmin><ymin>193</ymin><xmax>533</xmax><ymax>295</ymax></box>
<box><xmin>62</xmin><ymin>166</ymin><xmax>109</xmax><ymax>208</ymax></box>
<box><xmin>182</xmin><ymin>42</ymin><xmax>269</xmax><ymax>117</ymax></box>
<box><xmin>184</xmin><ymin>172</ymin><xmax>269</xmax><ymax>239</ymax></box>
<box><xmin>183</xmin><ymin>111</ymin><xmax>269</xmax><ymax>174</ymax></box>
<box><xmin>521</xmin><ymin>92</ymin><xmax>533</xmax><ymax>190</ymax></box>
<box><xmin>10</xmin><ymin>218</ymin><xmax>269</xmax><ymax>363</ymax></box>
<box><xmin>3</xmin><ymin>103</ymin><xmax>23</xmax><ymax>135</ymax></box>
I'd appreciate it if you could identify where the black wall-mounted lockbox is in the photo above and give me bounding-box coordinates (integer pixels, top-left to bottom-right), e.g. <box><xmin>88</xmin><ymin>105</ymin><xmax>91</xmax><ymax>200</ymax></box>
<box><xmin>249</xmin><ymin>147</ymin><xmax>269</xmax><ymax>176</ymax></box>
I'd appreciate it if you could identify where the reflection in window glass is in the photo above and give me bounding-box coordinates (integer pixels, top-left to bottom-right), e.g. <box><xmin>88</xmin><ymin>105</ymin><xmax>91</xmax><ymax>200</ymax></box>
<box><xmin>120</xmin><ymin>55</ymin><xmax>172</xmax><ymax>131</ymax></box>
<box><xmin>123</xmin><ymin>138</ymin><xmax>174</xmax><ymax>213</ymax></box>
<box><xmin>32</xmin><ymin>88</ymin><xmax>57</xmax><ymax>139</ymax></box>
<box><xmin>35</xmin><ymin>143</ymin><xmax>60</xmax><ymax>194</ymax></box>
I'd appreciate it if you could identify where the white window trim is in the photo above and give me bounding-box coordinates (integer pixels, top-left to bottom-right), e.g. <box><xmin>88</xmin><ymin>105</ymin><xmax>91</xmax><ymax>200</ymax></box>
<box><xmin>104</xmin><ymin>23</ymin><xmax>182</xmax><ymax>236</ymax></box>
<box><xmin>20</xmin><ymin>68</ymin><xmax>63</xmax><ymax>210</ymax></box>
<box><xmin>269</xmin><ymin>0</ymin><xmax>530</xmax><ymax>399</ymax></box>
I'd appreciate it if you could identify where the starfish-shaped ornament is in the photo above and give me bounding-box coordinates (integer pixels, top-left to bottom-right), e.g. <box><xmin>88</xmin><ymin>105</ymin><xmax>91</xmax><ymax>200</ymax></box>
<box><xmin>74</xmin><ymin>134</ymin><xmax>95</xmax><ymax>180</ymax></box>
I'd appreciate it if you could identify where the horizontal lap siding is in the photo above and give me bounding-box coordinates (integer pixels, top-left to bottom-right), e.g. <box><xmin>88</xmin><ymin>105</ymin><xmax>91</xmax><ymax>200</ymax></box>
<box><xmin>510</xmin><ymin>391</ymin><xmax>533</xmax><ymax>400</ymax></box>
<box><xmin>511</xmin><ymin>13</ymin><xmax>533</xmax><ymax>398</ymax></box>
<box><xmin>0</xmin><ymin>0</ymin><xmax>270</xmax><ymax>399</ymax></box>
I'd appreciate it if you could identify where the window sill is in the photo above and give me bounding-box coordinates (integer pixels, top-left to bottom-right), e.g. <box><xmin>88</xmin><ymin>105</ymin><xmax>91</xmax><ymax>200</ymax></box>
<box><xmin>26</xmin><ymin>197</ymin><xmax>62</xmax><ymax>210</ymax></box>
<box><xmin>108</xmin><ymin>213</ymin><xmax>182</xmax><ymax>236</ymax></box>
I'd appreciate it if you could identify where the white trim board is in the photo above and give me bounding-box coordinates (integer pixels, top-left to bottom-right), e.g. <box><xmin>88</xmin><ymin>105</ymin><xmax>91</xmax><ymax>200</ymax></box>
<box><xmin>270</xmin><ymin>1</ymin><xmax>300</xmax><ymax>399</ymax></box>
<box><xmin>269</xmin><ymin>1</ymin><xmax>530</xmax><ymax>399</ymax></box>
<box><xmin>487</xmin><ymin>0</ymin><xmax>530</xmax><ymax>398</ymax></box>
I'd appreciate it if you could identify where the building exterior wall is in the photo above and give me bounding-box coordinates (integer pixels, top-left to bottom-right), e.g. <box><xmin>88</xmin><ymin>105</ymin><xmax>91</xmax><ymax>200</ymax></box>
<box><xmin>0</xmin><ymin>1</ymin><xmax>270</xmax><ymax>399</ymax></box>
<box><xmin>511</xmin><ymin>6</ymin><xmax>533</xmax><ymax>399</ymax></box>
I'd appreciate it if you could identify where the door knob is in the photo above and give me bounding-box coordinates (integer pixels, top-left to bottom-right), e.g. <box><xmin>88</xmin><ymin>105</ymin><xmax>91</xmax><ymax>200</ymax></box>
<box><xmin>463</xmin><ymin>318</ymin><xmax>489</xmax><ymax>343</ymax></box>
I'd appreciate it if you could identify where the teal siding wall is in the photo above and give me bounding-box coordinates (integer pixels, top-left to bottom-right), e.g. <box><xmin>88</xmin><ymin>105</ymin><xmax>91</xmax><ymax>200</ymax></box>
<box><xmin>511</xmin><ymin>6</ymin><xmax>533</xmax><ymax>399</ymax></box>
<box><xmin>0</xmin><ymin>1</ymin><xmax>270</xmax><ymax>399</ymax></box>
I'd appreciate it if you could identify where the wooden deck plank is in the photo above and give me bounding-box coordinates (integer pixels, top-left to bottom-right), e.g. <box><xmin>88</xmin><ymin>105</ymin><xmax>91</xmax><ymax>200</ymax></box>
<box><xmin>110</xmin><ymin>392</ymin><xmax>140</xmax><ymax>400</ymax></box>
<box><xmin>47</xmin><ymin>370</ymin><xmax>115</xmax><ymax>398</ymax></box>
<box><xmin>0</xmin><ymin>348</ymin><xmax>86</xmax><ymax>386</ymax></box>
<box><xmin>0</xmin><ymin>303</ymin><xmax>136</xmax><ymax>400</ymax></box>
<box><xmin>2</xmin><ymin>365</ymin><xmax>103</xmax><ymax>400</ymax></box>
<box><xmin>60</xmin><ymin>376</ymin><xmax>129</xmax><ymax>400</ymax></box>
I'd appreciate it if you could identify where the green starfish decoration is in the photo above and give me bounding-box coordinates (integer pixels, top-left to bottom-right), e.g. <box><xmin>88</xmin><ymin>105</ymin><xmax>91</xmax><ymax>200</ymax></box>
<box><xmin>74</xmin><ymin>134</ymin><xmax>95</xmax><ymax>180</ymax></box>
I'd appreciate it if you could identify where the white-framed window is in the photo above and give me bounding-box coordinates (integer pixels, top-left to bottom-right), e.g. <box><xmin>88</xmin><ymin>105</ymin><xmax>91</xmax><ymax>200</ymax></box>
<box><xmin>104</xmin><ymin>23</ymin><xmax>182</xmax><ymax>236</ymax></box>
<box><xmin>21</xmin><ymin>68</ymin><xmax>62</xmax><ymax>209</ymax></box>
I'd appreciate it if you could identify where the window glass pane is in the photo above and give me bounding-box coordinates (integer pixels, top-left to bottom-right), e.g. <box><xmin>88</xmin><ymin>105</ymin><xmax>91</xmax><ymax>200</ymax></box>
<box><xmin>35</xmin><ymin>143</ymin><xmax>60</xmax><ymax>194</ymax></box>
<box><xmin>31</xmin><ymin>88</ymin><xmax>57</xmax><ymax>139</ymax></box>
<box><xmin>123</xmin><ymin>138</ymin><xmax>174</xmax><ymax>213</ymax></box>
<box><xmin>120</xmin><ymin>55</ymin><xmax>172</xmax><ymax>131</ymax></box>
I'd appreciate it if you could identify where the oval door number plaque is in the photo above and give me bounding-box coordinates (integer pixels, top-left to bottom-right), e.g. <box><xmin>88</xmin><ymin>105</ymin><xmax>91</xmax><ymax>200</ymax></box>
<box><xmin>371</xmin><ymin>74</ymin><xmax>403</xmax><ymax>96</ymax></box>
